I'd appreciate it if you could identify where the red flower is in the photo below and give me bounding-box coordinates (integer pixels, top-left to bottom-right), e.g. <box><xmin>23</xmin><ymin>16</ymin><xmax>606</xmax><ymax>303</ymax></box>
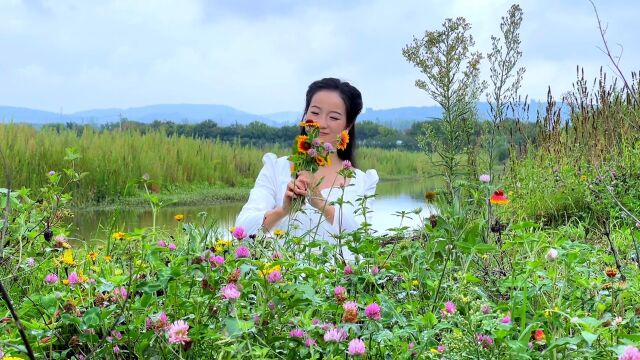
<box><xmin>299</xmin><ymin>119</ymin><xmax>320</xmax><ymax>128</ymax></box>
<box><xmin>296</xmin><ymin>135</ymin><xmax>311</xmax><ymax>154</ymax></box>
<box><xmin>532</xmin><ymin>329</ymin><xmax>545</xmax><ymax>341</ymax></box>
<box><xmin>490</xmin><ymin>189</ymin><xmax>509</xmax><ymax>205</ymax></box>
<box><xmin>336</xmin><ymin>130</ymin><xmax>349</xmax><ymax>151</ymax></box>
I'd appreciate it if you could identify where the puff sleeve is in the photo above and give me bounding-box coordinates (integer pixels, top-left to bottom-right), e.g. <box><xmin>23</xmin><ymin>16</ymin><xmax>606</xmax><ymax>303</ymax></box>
<box><xmin>330</xmin><ymin>169</ymin><xmax>379</xmax><ymax>233</ymax></box>
<box><xmin>235</xmin><ymin>153</ymin><xmax>280</xmax><ymax>235</ymax></box>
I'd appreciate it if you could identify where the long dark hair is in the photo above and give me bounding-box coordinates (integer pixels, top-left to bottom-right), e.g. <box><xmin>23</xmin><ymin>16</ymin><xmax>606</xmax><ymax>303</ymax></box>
<box><xmin>300</xmin><ymin>77</ymin><xmax>363</xmax><ymax>167</ymax></box>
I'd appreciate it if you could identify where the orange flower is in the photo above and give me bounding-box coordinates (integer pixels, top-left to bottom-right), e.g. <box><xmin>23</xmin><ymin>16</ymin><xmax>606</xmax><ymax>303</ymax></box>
<box><xmin>532</xmin><ymin>329</ymin><xmax>545</xmax><ymax>341</ymax></box>
<box><xmin>299</xmin><ymin>119</ymin><xmax>320</xmax><ymax>128</ymax></box>
<box><xmin>336</xmin><ymin>130</ymin><xmax>349</xmax><ymax>151</ymax></box>
<box><xmin>605</xmin><ymin>267</ymin><xmax>618</xmax><ymax>278</ymax></box>
<box><xmin>290</xmin><ymin>163</ymin><xmax>296</xmax><ymax>175</ymax></box>
<box><xmin>315</xmin><ymin>155</ymin><xmax>330</xmax><ymax>167</ymax></box>
<box><xmin>490</xmin><ymin>189</ymin><xmax>509</xmax><ymax>205</ymax></box>
<box><xmin>296</xmin><ymin>135</ymin><xmax>311</xmax><ymax>154</ymax></box>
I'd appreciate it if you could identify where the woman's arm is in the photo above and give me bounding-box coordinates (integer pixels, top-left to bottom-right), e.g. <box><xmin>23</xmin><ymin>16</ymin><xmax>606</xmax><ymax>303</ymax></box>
<box><xmin>235</xmin><ymin>154</ymin><xmax>280</xmax><ymax>235</ymax></box>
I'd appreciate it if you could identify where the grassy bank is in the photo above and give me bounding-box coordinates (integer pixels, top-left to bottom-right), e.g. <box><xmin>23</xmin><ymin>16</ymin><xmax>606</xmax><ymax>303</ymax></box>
<box><xmin>0</xmin><ymin>124</ymin><xmax>431</xmax><ymax>206</ymax></box>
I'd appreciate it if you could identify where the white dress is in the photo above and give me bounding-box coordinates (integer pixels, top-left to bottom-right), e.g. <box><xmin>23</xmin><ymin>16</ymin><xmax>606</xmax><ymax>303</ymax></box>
<box><xmin>236</xmin><ymin>153</ymin><xmax>379</xmax><ymax>242</ymax></box>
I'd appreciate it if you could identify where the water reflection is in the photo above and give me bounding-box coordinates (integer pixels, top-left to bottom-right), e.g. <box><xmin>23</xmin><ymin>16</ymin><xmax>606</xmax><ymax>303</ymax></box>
<box><xmin>72</xmin><ymin>178</ymin><xmax>436</xmax><ymax>241</ymax></box>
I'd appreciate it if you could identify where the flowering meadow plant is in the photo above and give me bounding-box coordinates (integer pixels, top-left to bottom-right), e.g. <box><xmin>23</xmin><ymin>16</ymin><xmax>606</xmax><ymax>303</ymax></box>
<box><xmin>289</xmin><ymin>119</ymin><xmax>349</xmax><ymax>176</ymax></box>
<box><xmin>1</xmin><ymin>152</ymin><xmax>640</xmax><ymax>360</ymax></box>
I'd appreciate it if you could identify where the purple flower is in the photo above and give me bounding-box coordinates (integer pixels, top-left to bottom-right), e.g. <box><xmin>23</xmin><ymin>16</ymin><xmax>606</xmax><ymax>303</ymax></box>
<box><xmin>289</xmin><ymin>328</ymin><xmax>305</xmax><ymax>338</ymax></box>
<box><xmin>501</xmin><ymin>315</ymin><xmax>511</xmax><ymax>324</ymax></box>
<box><xmin>312</xmin><ymin>138</ymin><xmax>321</xmax><ymax>146</ymax></box>
<box><xmin>342</xmin><ymin>160</ymin><xmax>352</xmax><ymax>169</ymax></box>
<box><xmin>221</xmin><ymin>283</ymin><xmax>241</xmax><ymax>300</ymax></box>
<box><xmin>437</xmin><ymin>345</ymin><xmax>445</xmax><ymax>353</ymax></box>
<box><xmin>268</xmin><ymin>270</ymin><xmax>282</xmax><ymax>283</ymax></box>
<box><xmin>476</xmin><ymin>334</ymin><xmax>494</xmax><ymax>349</ymax></box>
<box><xmin>44</xmin><ymin>273</ymin><xmax>58</xmax><ymax>284</ymax></box>
<box><xmin>443</xmin><ymin>301</ymin><xmax>456</xmax><ymax>316</ymax></box>
<box><xmin>47</xmin><ymin>170</ymin><xmax>56</xmax><ymax>176</ymax></box>
<box><xmin>371</xmin><ymin>266</ymin><xmax>379</xmax><ymax>275</ymax></box>
<box><xmin>323</xmin><ymin>327</ymin><xmax>347</xmax><ymax>342</ymax></box>
<box><xmin>168</xmin><ymin>243</ymin><xmax>176</xmax><ymax>251</ymax></box>
<box><xmin>25</xmin><ymin>258</ymin><xmax>35</xmax><ymax>267</ymax></box>
<box><xmin>114</xmin><ymin>286</ymin><xmax>128</xmax><ymax>300</ymax></box>
<box><xmin>312</xmin><ymin>318</ymin><xmax>320</xmax><ymax>325</ymax></box>
<box><xmin>307</xmin><ymin>148</ymin><xmax>317</xmax><ymax>157</ymax></box>
<box><xmin>113</xmin><ymin>345</ymin><xmax>120</xmax><ymax>354</ymax></box>
<box><xmin>324</xmin><ymin>142</ymin><xmax>333</xmax><ymax>152</ymax></box>
<box><xmin>546</xmin><ymin>248</ymin><xmax>558</xmax><ymax>261</ymax></box>
<box><xmin>157</xmin><ymin>239</ymin><xmax>167</xmax><ymax>247</ymax></box>
<box><xmin>111</xmin><ymin>330</ymin><xmax>123</xmax><ymax>340</ymax></box>
<box><xmin>620</xmin><ymin>346</ymin><xmax>640</xmax><ymax>360</ymax></box>
<box><xmin>480</xmin><ymin>303</ymin><xmax>491</xmax><ymax>314</ymax></box>
<box><xmin>343</xmin><ymin>265</ymin><xmax>352</xmax><ymax>275</ymax></box>
<box><xmin>348</xmin><ymin>338</ymin><xmax>366</xmax><ymax>356</ymax></box>
<box><xmin>305</xmin><ymin>337</ymin><xmax>317</xmax><ymax>347</ymax></box>
<box><xmin>167</xmin><ymin>320</ymin><xmax>190</xmax><ymax>345</ymax></box>
<box><xmin>235</xmin><ymin>246</ymin><xmax>251</xmax><ymax>258</ymax></box>
<box><xmin>232</xmin><ymin>226</ymin><xmax>246</xmax><ymax>240</ymax></box>
<box><xmin>67</xmin><ymin>271</ymin><xmax>81</xmax><ymax>285</ymax></box>
<box><xmin>364</xmin><ymin>303</ymin><xmax>381</xmax><ymax>320</ymax></box>
<box><xmin>209</xmin><ymin>255</ymin><xmax>224</xmax><ymax>267</ymax></box>
<box><xmin>479</xmin><ymin>174</ymin><xmax>491</xmax><ymax>183</ymax></box>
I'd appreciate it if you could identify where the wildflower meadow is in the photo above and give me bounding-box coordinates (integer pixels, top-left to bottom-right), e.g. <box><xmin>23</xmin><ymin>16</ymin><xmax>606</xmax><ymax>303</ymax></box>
<box><xmin>2</xmin><ymin>3</ymin><xmax>640</xmax><ymax>360</ymax></box>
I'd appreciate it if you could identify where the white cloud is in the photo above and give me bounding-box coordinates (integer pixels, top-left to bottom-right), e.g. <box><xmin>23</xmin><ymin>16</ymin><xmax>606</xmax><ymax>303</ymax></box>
<box><xmin>0</xmin><ymin>0</ymin><xmax>637</xmax><ymax>114</ymax></box>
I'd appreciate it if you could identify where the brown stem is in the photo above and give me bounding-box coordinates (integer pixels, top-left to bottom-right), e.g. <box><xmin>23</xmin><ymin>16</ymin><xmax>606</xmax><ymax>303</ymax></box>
<box><xmin>0</xmin><ymin>279</ymin><xmax>36</xmax><ymax>360</ymax></box>
<box><xmin>603</xmin><ymin>221</ymin><xmax>626</xmax><ymax>281</ymax></box>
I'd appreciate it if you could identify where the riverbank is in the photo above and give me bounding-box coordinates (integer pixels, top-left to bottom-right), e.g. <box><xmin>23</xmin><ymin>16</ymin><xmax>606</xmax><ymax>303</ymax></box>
<box><xmin>75</xmin><ymin>175</ymin><xmax>428</xmax><ymax>211</ymax></box>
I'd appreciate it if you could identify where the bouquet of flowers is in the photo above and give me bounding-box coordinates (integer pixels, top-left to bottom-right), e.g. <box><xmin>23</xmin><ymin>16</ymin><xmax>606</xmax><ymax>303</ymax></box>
<box><xmin>288</xmin><ymin>119</ymin><xmax>349</xmax><ymax>210</ymax></box>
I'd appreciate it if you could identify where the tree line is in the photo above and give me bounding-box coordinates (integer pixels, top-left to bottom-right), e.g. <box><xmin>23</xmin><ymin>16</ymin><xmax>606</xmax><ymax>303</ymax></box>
<box><xmin>42</xmin><ymin>117</ymin><xmax>537</xmax><ymax>157</ymax></box>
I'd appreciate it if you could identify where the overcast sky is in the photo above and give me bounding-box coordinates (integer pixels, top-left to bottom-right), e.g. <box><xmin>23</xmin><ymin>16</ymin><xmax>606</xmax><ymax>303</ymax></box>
<box><xmin>0</xmin><ymin>0</ymin><xmax>637</xmax><ymax>114</ymax></box>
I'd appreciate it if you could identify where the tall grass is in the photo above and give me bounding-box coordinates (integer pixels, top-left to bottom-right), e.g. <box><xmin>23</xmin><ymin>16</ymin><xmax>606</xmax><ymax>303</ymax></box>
<box><xmin>0</xmin><ymin>124</ymin><xmax>430</xmax><ymax>205</ymax></box>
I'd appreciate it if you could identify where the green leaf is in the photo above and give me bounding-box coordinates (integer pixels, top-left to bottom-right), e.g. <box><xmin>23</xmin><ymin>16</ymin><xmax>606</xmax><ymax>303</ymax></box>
<box><xmin>136</xmin><ymin>281</ymin><xmax>163</xmax><ymax>294</ymax></box>
<box><xmin>581</xmin><ymin>331</ymin><xmax>598</xmax><ymax>346</ymax></box>
<box><xmin>224</xmin><ymin>317</ymin><xmax>255</xmax><ymax>337</ymax></box>
<box><xmin>82</xmin><ymin>307</ymin><xmax>101</xmax><ymax>328</ymax></box>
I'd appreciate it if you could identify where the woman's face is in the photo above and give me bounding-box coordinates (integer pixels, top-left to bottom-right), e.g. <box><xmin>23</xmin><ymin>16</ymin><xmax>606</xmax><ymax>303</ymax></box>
<box><xmin>305</xmin><ymin>90</ymin><xmax>348</xmax><ymax>145</ymax></box>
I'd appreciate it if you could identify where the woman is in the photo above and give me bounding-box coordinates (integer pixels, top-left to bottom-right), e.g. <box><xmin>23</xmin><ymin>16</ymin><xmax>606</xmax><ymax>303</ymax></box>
<box><xmin>236</xmin><ymin>78</ymin><xmax>378</xmax><ymax>247</ymax></box>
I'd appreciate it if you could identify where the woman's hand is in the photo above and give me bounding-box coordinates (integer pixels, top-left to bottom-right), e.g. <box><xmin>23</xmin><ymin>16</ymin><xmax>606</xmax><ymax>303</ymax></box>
<box><xmin>296</xmin><ymin>171</ymin><xmax>327</xmax><ymax>210</ymax></box>
<box><xmin>282</xmin><ymin>177</ymin><xmax>308</xmax><ymax>213</ymax></box>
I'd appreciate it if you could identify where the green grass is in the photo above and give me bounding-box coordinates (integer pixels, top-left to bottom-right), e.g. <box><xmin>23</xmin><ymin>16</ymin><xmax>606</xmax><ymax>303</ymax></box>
<box><xmin>0</xmin><ymin>123</ymin><xmax>433</xmax><ymax>206</ymax></box>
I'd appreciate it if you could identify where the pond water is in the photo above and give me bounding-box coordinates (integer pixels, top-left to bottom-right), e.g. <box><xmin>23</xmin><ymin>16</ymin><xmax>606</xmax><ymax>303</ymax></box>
<box><xmin>71</xmin><ymin>178</ymin><xmax>438</xmax><ymax>242</ymax></box>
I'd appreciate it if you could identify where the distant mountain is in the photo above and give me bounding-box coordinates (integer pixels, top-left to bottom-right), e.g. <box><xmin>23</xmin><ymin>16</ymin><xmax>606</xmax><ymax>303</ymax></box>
<box><xmin>72</xmin><ymin>104</ymin><xmax>275</xmax><ymax>126</ymax></box>
<box><xmin>0</xmin><ymin>101</ymin><xmax>546</xmax><ymax>129</ymax></box>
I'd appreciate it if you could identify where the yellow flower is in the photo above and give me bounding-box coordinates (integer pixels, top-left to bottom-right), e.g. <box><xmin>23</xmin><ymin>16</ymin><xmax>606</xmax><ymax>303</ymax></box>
<box><xmin>430</xmin><ymin>348</ymin><xmax>440</xmax><ymax>354</ymax></box>
<box><xmin>411</xmin><ymin>280</ymin><xmax>419</xmax><ymax>287</ymax></box>
<box><xmin>103</xmin><ymin>255</ymin><xmax>112</xmax><ymax>263</ymax></box>
<box><xmin>62</xmin><ymin>242</ymin><xmax>72</xmax><ymax>249</ymax></box>
<box><xmin>544</xmin><ymin>309</ymin><xmax>553</xmax><ymax>317</ymax></box>
<box><xmin>114</xmin><ymin>269</ymin><xmax>123</xmax><ymax>275</ymax></box>
<box><xmin>258</xmin><ymin>264</ymin><xmax>282</xmax><ymax>278</ymax></box>
<box><xmin>174</xmin><ymin>214</ymin><xmax>184</xmax><ymax>221</ymax></box>
<box><xmin>337</xmin><ymin>130</ymin><xmax>349</xmax><ymax>150</ymax></box>
<box><xmin>4</xmin><ymin>357</ymin><xmax>25</xmax><ymax>360</ymax></box>
<box><xmin>580</xmin><ymin>175</ymin><xmax>587</xmax><ymax>181</ymax></box>
<box><xmin>112</xmin><ymin>232</ymin><xmax>125</xmax><ymax>240</ymax></box>
<box><xmin>274</xmin><ymin>229</ymin><xmax>285</xmax><ymax>237</ymax></box>
<box><xmin>217</xmin><ymin>239</ymin><xmax>232</xmax><ymax>247</ymax></box>
<box><xmin>87</xmin><ymin>251</ymin><xmax>97</xmax><ymax>261</ymax></box>
<box><xmin>62</xmin><ymin>279</ymin><xmax>69</xmax><ymax>285</ymax></box>
<box><xmin>62</xmin><ymin>249</ymin><xmax>75</xmax><ymax>266</ymax></box>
